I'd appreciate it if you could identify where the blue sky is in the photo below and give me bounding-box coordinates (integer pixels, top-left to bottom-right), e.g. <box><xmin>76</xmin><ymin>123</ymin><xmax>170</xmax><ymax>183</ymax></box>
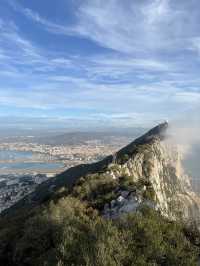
<box><xmin>0</xmin><ymin>0</ymin><xmax>200</xmax><ymax>130</ymax></box>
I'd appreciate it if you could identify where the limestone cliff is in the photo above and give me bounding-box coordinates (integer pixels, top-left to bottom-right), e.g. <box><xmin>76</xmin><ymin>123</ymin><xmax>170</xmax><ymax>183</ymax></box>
<box><xmin>101</xmin><ymin>123</ymin><xmax>200</xmax><ymax>223</ymax></box>
<box><xmin>3</xmin><ymin>122</ymin><xmax>200</xmax><ymax>225</ymax></box>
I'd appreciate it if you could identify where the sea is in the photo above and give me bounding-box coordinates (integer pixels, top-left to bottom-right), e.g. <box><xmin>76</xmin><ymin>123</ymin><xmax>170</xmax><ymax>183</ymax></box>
<box><xmin>0</xmin><ymin>150</ymin><xmax>63</xmax><ymax>172</ymax></box>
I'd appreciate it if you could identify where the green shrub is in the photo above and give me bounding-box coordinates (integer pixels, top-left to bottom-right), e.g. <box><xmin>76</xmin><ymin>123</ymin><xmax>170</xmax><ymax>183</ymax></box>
<box><xmin>0</xmin><ymin>198</ymin><xmax>198</xmax><ymax>266</ymax></box>
<box><xmin>72</xmin><ymin>173</ymin><xmax>118</xmax><ymax>210</ymax></box>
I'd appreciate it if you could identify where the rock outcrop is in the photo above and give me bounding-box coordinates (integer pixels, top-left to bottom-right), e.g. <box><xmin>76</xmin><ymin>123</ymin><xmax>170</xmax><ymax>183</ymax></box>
<box><xmin>3</xmin><ymin>122</ymin><xmax>200</xmax><ymax>225</ymax></box>
<box><xmin>101</xmin><ymin>123</ymin><xmax>200</xmax><ymax>223</ymax></box>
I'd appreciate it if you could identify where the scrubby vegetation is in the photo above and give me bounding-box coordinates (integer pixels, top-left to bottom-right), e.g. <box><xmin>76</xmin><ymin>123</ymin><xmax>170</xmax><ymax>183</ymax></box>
<box><xmin>0</xmin><ymin>129</ymin><xmax>199</xmax><ymax>266</ymax></box>
<box><xmin>72</xmin><ymin>173</ymin><xmax>118</xmax><ymax>210</ymax></box>
<box><xmin>0</xmin><ymin>196</ymin><xmax>199</xmax><ymax>266</ymax></box>
<box><xmin>71</xmin><ymin>172</ymin><xmax>156</xmax><ymax>211</ymax></box>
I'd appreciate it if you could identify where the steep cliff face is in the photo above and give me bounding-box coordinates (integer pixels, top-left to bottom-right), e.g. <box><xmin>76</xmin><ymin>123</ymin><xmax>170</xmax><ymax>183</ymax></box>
<box><xmin>100</xmin><ymin>124</ymin><xmax>200</xmax><ymax>223</ymax></box>
<box><xmin>3</xmin><ymin>122</ymin><xmax>200</xmax><ymax>225</ymax></box>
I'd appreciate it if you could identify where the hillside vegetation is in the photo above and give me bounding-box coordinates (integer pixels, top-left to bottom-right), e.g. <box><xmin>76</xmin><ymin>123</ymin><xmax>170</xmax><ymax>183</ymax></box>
<box><xmin>1</xmin><ymin>123</ymin><xmax>200</xmax><ymax>265</ymax></box>
<box><xmin>0</xmin><ymin>172</ymin><xmax>200</xmax><ymax>266</ymax></box>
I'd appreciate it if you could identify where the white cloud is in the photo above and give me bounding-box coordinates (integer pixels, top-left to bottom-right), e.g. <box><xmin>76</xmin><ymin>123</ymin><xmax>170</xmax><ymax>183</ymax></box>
<box><xmin>68</xmin><ymin>0</ymin><xmax>195</xmax><ymax>54</ymax></box>
<box><xmin>8</xmin><ymin>1</ymin><xmax>74</xmax><ymax>35</ymax></box>
<box><xmin>174</xmin><ymin>91</ymin><xmax>200</xmax><ymax>104</ymax></box>
<box><xmin>142</xmin><ymin>0</ymin><xmax>170</xmax><ymax>25</ymax></box>
<box><xmin>9</xmin><ymin>0</ymin><xmax>200</xmax><ymax>60</ymax></box>
<box><xmin>89</xmin><ymin>56</ymin><xmax>174</xmax><ymax>73</ymax></box>
<box><xmin>1</xmin><ymin>0</ymin><xmax>200</xmax><ymax>128</ymax></box>
<box><xmin>190</xmin><ymin>37</ymin><xmax>200</xmax><ymax>54</ymax></box>
<box><xmin>8</xmin><ymin>0</ymin><xmax>200</xmax><ymax>56</ymax></box>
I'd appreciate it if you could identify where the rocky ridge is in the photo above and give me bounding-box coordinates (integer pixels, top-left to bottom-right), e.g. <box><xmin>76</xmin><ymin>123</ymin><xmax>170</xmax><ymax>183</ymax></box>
<box><xmin>3</xmin><ymin>122</ymin><xmax>200</xmax><ymax>225</ymax></box>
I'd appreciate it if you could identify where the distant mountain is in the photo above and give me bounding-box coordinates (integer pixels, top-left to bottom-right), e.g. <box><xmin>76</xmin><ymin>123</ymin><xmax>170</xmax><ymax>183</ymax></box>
<box><xmin>34</xmin><ymin>128</ymin><xmax>145</xmax><ymax>145</ymax></box>
<box><xmin>1</xmin><ymin>123</ymin><xmax>200</xmax><ymax>265</ymax></box>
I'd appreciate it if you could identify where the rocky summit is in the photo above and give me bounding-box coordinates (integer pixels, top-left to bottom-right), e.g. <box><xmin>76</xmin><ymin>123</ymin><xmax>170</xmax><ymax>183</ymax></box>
<box><xmin>5</xmin><ymin>122</ymin><xmax>200</xmax><ymax>224</ymax></box>
<box><xmin>1</xmin><ymin>123</ymin><xmax>200</xmax><ymax>266</ymax></box>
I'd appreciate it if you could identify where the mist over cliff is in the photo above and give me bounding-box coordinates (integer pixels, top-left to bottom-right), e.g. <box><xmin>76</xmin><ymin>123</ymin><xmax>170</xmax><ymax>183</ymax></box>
<box><xmin>166</xmin><ymin>117</ymin><xmax>200</xmax><ymax>194</ymax></box>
